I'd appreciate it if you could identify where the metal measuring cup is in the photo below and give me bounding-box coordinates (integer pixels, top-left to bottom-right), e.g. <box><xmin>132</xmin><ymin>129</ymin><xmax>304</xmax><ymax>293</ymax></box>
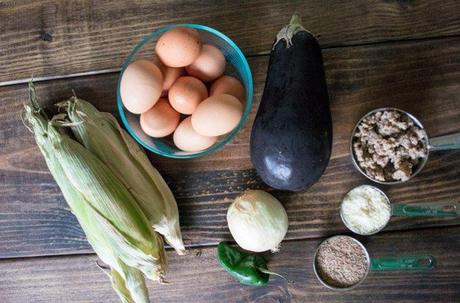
<box><xmin>313</xmin><ymin>235</ymin><xmax>436</xmax><ymax>291</ymax></box>
<box><xmin>350</xmin><ymin>107</ymin><xmax>460</xmax><ymax>184</ymax></box>
<box><xmin>339</xmin><ymin>185</ymin><xmax>460</xmax><ymax>236</ymax></box>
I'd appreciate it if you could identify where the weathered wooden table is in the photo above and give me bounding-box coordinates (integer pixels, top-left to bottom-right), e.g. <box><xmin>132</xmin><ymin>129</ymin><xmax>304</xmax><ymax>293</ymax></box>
<box><xmin>1</xmin><ymin>1</ymin><xmax>460</xmax><ymax>302</ymax></box>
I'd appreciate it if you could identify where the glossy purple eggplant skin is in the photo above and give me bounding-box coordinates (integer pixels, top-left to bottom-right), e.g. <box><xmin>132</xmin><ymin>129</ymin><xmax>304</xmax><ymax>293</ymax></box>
<box><xmin>250</xmin><ymin>28</ymin><xmax>332</xmax><ymax>192</ymax></box>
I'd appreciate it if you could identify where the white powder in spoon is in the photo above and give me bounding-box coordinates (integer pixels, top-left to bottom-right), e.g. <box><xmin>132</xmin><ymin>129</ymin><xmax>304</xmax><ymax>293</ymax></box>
<box><xmin>340</xmin><ymin>185</ymin><xmax>391</xmax><ymax>235</ymax></box>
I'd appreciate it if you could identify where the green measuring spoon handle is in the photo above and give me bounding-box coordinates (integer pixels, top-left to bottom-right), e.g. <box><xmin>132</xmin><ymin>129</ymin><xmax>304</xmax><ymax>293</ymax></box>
<box><xmin>370</xmin><ymin>255</ymin><xmax>436</xmax><ymax>270</ymax></box>
<box><xmin>391</xmin><ymin>201</ymin><xmax>459</xmax><ymax>217</ymax></box>
<box><xmin>429</xmin><ymin>132</ymin><xmax>460</xmax><ymax>151</ymax></box>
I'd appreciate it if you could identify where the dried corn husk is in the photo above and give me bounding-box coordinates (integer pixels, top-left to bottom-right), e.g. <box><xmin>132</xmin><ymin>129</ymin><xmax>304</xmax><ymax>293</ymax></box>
<box><xmin>22</xmin><ymin>83</ymin><xmax>164</xmax><ymax>302</ymax></box>
<box><xmin>57</xmin><ymin>97</ymin><xmax>185</xmax><ymax>255</ymax></box>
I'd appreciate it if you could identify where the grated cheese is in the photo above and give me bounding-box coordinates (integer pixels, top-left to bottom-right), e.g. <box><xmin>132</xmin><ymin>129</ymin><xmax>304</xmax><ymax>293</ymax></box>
<box><xmin>340</xmin><ymin>185</ymin><xmax>391</xmax><ymax>235</ymax></box>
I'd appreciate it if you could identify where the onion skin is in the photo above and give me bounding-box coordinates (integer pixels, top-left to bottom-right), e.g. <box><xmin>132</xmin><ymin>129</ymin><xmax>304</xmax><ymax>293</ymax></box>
<box><xmin>226</xmin><ymin>190</ymin><xmax>288</xmax><ymax>253</ymax></box>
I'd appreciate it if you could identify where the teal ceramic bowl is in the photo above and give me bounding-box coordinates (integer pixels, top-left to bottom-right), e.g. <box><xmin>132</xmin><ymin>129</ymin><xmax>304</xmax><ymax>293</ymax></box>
<box><xmin>117</xmin><ymin>24</ymin><xmax>253</xmax><ymax>159</ymax></box>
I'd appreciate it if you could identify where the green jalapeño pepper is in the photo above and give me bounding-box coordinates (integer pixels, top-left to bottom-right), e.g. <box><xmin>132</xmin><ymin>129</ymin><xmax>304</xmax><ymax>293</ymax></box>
<box><xmin>217</xmin><ymin>242</ymin><xmax>269</xmax><ymax>286</ymax></box>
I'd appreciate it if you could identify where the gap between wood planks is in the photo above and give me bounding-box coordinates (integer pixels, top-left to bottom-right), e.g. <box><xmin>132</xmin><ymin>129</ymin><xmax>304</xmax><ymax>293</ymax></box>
<box><xmin>2</xmin><ymin>33</ymin><xmax>460</xmax><ymax>87</ymax></box>
<box><xmin>2</xmin><ymin>222</ymin><xmax>458</xmax><ymax>261</ymax></box>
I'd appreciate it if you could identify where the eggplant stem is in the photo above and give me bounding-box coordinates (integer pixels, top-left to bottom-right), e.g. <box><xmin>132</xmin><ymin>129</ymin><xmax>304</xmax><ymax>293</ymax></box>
<box><xmin>274</xmin><ymin>13</ymin><xmax>312</xmax><ymax>49</ymax></box>
<box><xmin>289</xmin><ymin>13</ymin><xmax>302</xmax><ymax>26</ymax></box>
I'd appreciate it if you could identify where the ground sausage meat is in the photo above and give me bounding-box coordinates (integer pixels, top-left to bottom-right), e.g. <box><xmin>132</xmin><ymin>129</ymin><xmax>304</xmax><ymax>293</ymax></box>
<box><xmin>353</xmin><ymin>110</ymin><xmax>428</xmax><ymax>182</ymax></box>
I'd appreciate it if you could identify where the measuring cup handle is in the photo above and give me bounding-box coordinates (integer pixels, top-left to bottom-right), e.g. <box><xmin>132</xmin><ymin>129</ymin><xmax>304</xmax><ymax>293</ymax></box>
<box><xmin>391</xmin><ymin>201</ymin><xmax>459</xmax><ymax>217</ymax></box>
<box><xmin>429</xmin><ymin>133</ymin><xmax>460</xmax><ymax>151</ymax></box>
<box><xmin>370</xmin><ymin>255</ymin><xmax>436</xmax><ymax>270</ymax></box>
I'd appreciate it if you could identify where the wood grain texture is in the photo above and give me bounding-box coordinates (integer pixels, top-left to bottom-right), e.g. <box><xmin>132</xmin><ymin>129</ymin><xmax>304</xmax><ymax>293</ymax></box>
<box><xmin>1</xmin><ymin>37</ymin><xmax>460</xmax><ymax>258</ymax></box>
<box><xmin>2</xmin><ymin>0</ymin><xmax>460</xmax><ymax>82</ymax></box>
<box><xmin>0</xmin><ymin>226</ymin><xmax>458</xmax><ymax>303</ymax></box>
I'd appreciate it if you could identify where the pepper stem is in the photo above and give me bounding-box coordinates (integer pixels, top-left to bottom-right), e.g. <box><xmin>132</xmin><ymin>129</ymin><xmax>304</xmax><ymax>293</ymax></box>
<box><xmin>258</xmin><ymin>267</ymin><xmax>287</xmax><ymax>281</ymax></box>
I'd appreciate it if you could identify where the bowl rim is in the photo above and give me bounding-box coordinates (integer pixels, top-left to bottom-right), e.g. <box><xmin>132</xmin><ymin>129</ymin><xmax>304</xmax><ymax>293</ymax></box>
<box><xmin>117</xmin><ymin>23</ymin><xmax>254</xmax><ymax>159</ymax></box>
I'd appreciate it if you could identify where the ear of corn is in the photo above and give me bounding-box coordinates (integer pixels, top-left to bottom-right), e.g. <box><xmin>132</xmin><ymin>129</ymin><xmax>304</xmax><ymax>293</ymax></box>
<box><xmin>22</xmin><ymin>83</ymin><xmax>167</xmax><ymax>303</ymax></box>
<box><xmin>51</xmin><ymin>127</ymin><xmax>167</xmax><ymax>278</ymax></box>
<box><xmin>46</xmin><ymin>148</ymin><xmax>150</xmax><ymax>303</ymax></box>
<box><xmin>57</xmin><ymin>98</ymin><xmax>185</xmax><ymax>255</ymax></box>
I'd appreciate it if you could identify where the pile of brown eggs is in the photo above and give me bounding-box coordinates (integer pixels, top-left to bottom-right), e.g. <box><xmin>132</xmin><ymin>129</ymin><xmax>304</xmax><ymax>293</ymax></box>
<box><xmin>120</xmin><ymin>27</ymin><xmax>245</xmax><ymax>152</ymax></box>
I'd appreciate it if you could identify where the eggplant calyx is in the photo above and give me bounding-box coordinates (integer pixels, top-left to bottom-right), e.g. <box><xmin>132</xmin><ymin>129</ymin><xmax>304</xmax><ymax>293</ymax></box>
<box><xmin>274</xmin><ymin>13</ymin><xmax>312</xmax><ymax>49</ymax></box>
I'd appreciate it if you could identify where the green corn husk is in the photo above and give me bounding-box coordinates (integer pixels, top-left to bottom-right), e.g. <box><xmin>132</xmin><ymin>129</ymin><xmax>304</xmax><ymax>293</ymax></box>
<box><xmin>48</xmin><ymin>154</ymin><xmax>150</xmax><ymax>303</ymax></box>
<box><xmin>56</xmin><ymin>97</ymin><xmax>185</xmax><ymax>255</ymax></box>
<box><xmin>110</xmin><ymin>263</ymin><xmax>149</xmax><ymax>303</ymax></box>
<box><xmin>22</xmin><ymin>83</ymin><xmax>165</xmax><ymax>303</ymax></box>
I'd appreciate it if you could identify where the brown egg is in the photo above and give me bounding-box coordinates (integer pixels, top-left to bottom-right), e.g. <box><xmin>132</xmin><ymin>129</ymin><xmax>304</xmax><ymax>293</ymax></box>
<box><xmin>120</xmin><ymin>59</ymin><xmax>163</xmax><ymax>114</ymax></box>
<box><xmin>154</xmin><ymin>57</ymin><xmax>184</xmax><ymax>96</ymax></box>
<box><xmin>140</xmin><ymin>99</ymin><xmax>180</xmax><ymax>138</ymax></box>
<box><xmin>173</xmin><ymin>117</ymin><xmax>217</xmax><ymax>152</ymax></box>
<box><xmin>168</xmin><ymin>76</ymin><xmax>208</xmax><ymax>115</ymax></box>
<box><xmin>155</xmin><ymin>27</ymin><xmax>202</xmax><ymax>67</ymax></box>
<box><xmin>186</xmin><ymin>44</ymin><xmax>226</xmax><ymax>82</ymax></box>
<box><xmin>210</xmin><ymin>75</ymin><xmax>246</xmax><ymax>103</ymax></box>
<box><xmin>191</xmin><ymin>94</ymin><xmax>243</xmax><ymax>137</ymax></box>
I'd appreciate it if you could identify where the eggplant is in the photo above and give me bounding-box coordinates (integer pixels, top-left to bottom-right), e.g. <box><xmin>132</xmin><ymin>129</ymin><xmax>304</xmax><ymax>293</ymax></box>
<box><xmin>250</xmin><ymin>15</ymin><xmax>332</xmax><ymax>192</ymax></box>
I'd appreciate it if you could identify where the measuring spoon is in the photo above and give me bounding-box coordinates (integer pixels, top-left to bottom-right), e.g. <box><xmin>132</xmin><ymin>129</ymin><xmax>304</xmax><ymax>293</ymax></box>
<box><xmin>313</xmin><ymin>235</ymin><xmax>436</xmax><ymax>291</ymax></box>
<box><xmin>340</xmin><ymin>185</ymin><xmax>459</xmax><ymax>236</ymax></box>
<box><xmin>351</xmin><ymin>107</ymin><xmax>460</xmax><ymax>184</ymax></box>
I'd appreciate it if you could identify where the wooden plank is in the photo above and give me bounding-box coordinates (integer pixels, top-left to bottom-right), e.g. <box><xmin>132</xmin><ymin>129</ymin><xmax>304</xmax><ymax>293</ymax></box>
<box><xmin>0</xmin><ymin>226</ymin><xmax>458</xmax><ymax>303</ymax></box>
<box><xmin>2</xmin><ymin>0</ymin><xmax>460</xmax><ymax>83</ymax></box>
<box><xmin>1</xmin><ymin>37</ymin><xmax>460</xmax><ymax>258</ymax></box>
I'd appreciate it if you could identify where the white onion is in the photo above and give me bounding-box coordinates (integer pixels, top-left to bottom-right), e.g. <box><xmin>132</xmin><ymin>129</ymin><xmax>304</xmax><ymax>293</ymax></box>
<box><xmin>226</xmin><ymin>190</ymin><xmax>288</xmax><ymax>252</ymax></box>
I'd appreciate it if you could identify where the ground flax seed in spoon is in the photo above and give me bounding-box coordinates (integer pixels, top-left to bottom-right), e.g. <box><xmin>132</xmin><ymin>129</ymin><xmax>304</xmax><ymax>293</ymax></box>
<box><xmin>315</xmin><ymin>236</ymin><xmax>368</xmax><ymax>288</ymax></box>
